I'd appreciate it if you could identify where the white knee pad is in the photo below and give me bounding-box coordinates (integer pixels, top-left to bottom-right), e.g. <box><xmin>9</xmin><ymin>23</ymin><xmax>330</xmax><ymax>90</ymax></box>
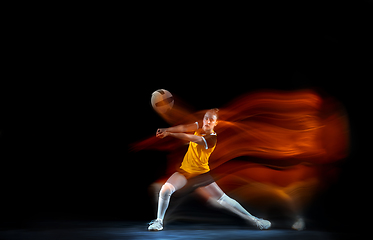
<box><xmin>159</xmin><ymin>182</ymin><xmax>176</xmax><ymax>200</ymax></box>
<box><xmin>217</xmin><ymin>194</ymin><xmax>230</xmax><ymax>204</ymax></box>
<box><xmin>207</xmin><ymin>194</ymin><xmax>230</xmax><ymax>208</ymax></box>
<box><xmin>217</xmin><ymin>194</ymin><xmax>239</xmax><ymax>209</ymax></box>
<box><xmin>217</xmin><ymin>194</ymin><xmax>254</xmax><ymax>218</ymax></box>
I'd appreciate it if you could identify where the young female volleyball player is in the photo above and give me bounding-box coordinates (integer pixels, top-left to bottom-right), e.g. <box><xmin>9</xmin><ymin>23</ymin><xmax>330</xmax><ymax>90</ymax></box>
<box><xmin>148</xmin><ymin>109</ymin><xmax>271</xmax><ymax>231</ymax></box>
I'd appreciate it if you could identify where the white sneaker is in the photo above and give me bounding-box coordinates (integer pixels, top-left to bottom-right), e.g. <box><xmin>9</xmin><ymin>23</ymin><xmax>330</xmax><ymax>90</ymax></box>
<box><xmin>292</xmin><ymin>217</ymin><xmax>305</xmax><ymax>231</ymax></box>
<box><xmin>250</xmin><ymin>217</ymin><xmax>271</xmax><ymax>230</ymax></box>
<box><xmin>148</xmin><ymin>219</ymin><xmax>163</xmax><ymax>231</ymax></box>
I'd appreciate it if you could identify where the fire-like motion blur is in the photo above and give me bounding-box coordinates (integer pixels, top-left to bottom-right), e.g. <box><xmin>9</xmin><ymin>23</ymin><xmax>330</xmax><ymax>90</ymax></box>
<box><xmin>133</xmin><ymin>90</ymin><xmax>349</xmax><ymax>229</ymax></box>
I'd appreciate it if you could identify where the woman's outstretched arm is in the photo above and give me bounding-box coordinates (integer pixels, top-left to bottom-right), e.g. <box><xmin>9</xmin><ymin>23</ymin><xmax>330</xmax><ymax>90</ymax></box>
<box><xmin>156</xmin><ymin>122</ymin><xmax>198</xmax><ymax>136</ymax></box>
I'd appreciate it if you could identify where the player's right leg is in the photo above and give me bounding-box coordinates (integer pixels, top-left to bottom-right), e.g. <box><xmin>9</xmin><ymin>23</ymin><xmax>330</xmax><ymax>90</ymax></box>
<box><xmin>148</xmin><ymin>172</ymin><xmax>187</xmax><ymax>231</ymax></box>
<box><xmin>197</xmin><ymin>182</ymin><xmax>271</xmax><ymax>230</ymax></box>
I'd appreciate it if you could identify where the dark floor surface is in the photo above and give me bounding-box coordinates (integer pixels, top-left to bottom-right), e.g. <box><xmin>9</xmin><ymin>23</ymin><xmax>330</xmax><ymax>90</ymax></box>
<box><xmin>0</xmin><ymin>220</ymin><xmax>357</xmax><ymax>240</ymax></box>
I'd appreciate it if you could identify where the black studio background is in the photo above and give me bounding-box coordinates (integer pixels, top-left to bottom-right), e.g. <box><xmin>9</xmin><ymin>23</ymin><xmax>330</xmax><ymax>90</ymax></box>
<box><xmin>2</xmin><ymin>1</ymin><xmax>371</xmax><ymax>232</ymax></box>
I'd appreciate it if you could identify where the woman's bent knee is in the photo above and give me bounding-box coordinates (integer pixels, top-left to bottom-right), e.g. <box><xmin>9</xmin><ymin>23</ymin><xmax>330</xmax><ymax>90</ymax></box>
<box><xmin>159</xmin><ymin>182</ymin><xmax>176</xmax><ymax>199</ymax></box>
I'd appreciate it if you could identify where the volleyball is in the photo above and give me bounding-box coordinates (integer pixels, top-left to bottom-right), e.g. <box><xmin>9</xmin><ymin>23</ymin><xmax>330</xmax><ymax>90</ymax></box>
<box><xmin>151</xmin><ymin>89</ymin><xmax>174</xmax><ymax>113</ymax></box>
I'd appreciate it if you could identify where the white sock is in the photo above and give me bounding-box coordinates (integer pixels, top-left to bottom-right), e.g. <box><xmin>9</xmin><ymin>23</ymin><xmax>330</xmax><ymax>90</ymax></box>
<box><xmin>156</xmin><ymin>183</ymin><xmax>175</xmax><ymax>222</ymax></box>
<box><xmin>156</xmin><ymin>198</ymin><xmax>168</xmax><ymax>222</ymax></box>
<box><xmin>217</xmin><ymin>194</ymin><xmax>255</xmax><ymax>220</ymax></box>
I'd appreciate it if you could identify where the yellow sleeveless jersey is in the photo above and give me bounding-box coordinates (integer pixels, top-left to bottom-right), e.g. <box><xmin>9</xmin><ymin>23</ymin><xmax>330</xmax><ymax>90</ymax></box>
<box><xmin>180</xmin><ymin>129</ymin><xmax>217</xmax><ymax>175</ymax></box>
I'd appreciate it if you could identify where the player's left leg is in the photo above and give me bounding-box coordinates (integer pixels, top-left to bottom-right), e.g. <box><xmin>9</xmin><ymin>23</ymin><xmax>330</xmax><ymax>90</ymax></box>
<box><xmin>148</xmin><ymin>172</ymin><xmax>187</xmax><ymax>231</ymax></box>
<box><xmin>197</xmin><ymin>182</ymin><xmax>271</xmax><ymax>230</ymax></box>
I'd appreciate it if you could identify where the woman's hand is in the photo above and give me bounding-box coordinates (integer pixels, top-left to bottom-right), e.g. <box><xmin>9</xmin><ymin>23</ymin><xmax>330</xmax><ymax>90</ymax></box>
<box><xmin>156</xmin><ymin>128</ymin><xmax>169</xmax><ymax>138</ymax></box>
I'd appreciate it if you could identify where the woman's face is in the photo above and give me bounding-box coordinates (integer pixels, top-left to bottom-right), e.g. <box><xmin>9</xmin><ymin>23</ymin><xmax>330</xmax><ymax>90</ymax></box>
<box><xmin>203</xmin><ymin>111</ymin><xmax>218</xmax><ymax>133</ymax></box>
